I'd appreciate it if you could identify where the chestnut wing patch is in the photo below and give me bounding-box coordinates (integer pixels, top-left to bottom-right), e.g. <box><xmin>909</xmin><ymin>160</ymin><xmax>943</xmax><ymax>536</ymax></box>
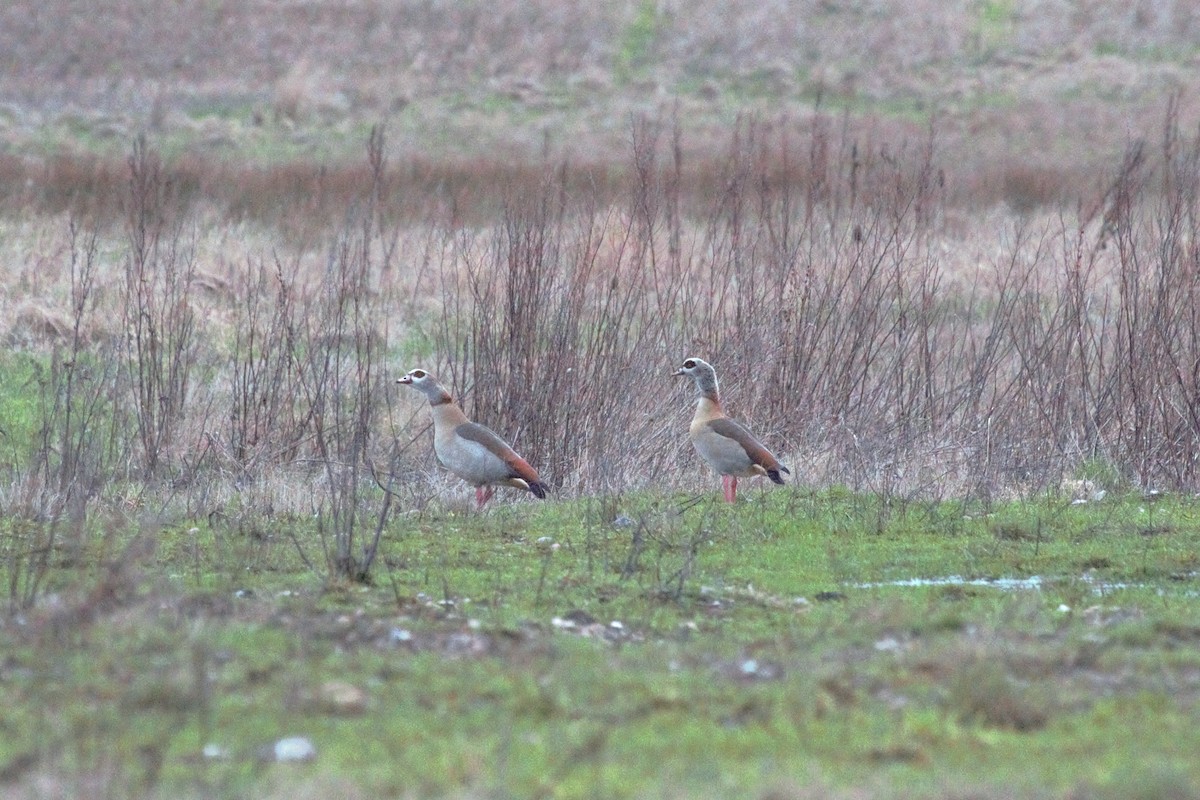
<box><xmin>455</xmin><ymin>422</ymin><xmax>541</xmax><ymax>485</ymax></box>
<box><xmin>706</xmin><ymin>417</ymin><xmax>786</xmax><ymax>473</ymax></box>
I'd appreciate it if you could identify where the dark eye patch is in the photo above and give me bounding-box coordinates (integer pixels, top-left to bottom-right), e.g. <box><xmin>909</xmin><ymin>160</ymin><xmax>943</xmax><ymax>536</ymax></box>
<box><xmin>412</xmin><ymin>370</ymin><xmax>426</xmax><ymax>378</ymax></box>
<box><xmin>683</xmin><ymin>359</ymin><xmax>696</xmax><ymax>369</ymax></box>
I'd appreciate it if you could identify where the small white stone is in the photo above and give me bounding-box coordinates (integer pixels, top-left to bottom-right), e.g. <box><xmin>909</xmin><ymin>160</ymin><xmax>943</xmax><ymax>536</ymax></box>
<box><xmin>874</xmin><ymin>637</ymin><xmax>902</xmax><ymax>652</ymax></box>
<box><xmin>273</xmin><ymin>736</ymin><xmax>316</xmax><ymax>763</ymax></box>
<box><xmin>202</xmin><ymin>743</ymin><xmax>228</xmax><ymax>760</ymax></box>
<box><xmin>390</xmin><ymin>628</ymin><xmax>413</xmax><ymax>643</ymax></box>
<box><xmin>1057</xmin><ymin>604</ymin><xmax>1071</xmax><ymax>613</ymax></box>
<box><xmin>740</xmin><ymin>659</ymin><xmax>759</xmax><ymax>675</ymax></box>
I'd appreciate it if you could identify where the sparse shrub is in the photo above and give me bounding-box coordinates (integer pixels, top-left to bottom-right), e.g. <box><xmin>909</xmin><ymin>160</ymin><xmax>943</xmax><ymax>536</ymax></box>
<box><xmin>297</xmin><ymin>127</ymin><xmax>393</xmax><ymax>582</ymax></box>
<box><xmin>4</xmin><ymin>223</ymin><xmax>127</xmax><ymax>609</ymax></box>
<box><xmin>609</xmin><ymin>496</ymin><xmax>711</xmax><ymax>600</ymax></box>
<box><xmin>6</xmin><ymin>94</ymin><xmax>1200</xmax><ymax>524</ymax></box>
<box><xmin>226</xmin><ymin>256</ymin><xmax>304</xmax><ymax>475</ymax></box>
<box><xmin>385</xmin><ymin>104</ymin><xmax>1200</xmax><ymax>499</ymax></box>
<box><xmin>120</xmin><ymin>136</ymin><xmax>200</xmax><ymax>479</ymax></box>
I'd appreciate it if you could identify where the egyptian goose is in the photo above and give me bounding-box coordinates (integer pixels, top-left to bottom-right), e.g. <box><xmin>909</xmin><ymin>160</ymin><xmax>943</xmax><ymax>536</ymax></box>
<box><xmin>398</xmin><ymin>369</ymin><xmax>547</xmax><ymax>509</ymax></box>
<box><xmin>674</xmin><ymin>357</ymin><xmax>789</xmax><ymax>502</ymax></box>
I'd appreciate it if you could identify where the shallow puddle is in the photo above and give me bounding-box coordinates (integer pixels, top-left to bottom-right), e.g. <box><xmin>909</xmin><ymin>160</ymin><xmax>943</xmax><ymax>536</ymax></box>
<box><xmin>853</xmin><ymin>574</ymin><xmax>1199</xmax><ymax>596</ymax></box>
<box><xmin>855</xmin><ymin>575</ymin><xmax>1045</xmax><ymax>590</ymax></box>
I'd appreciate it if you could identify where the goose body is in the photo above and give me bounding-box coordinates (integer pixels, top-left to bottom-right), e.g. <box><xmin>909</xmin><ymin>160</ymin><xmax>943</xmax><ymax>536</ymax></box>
<box><xmin>675</xmin><ymin>357</ymin><xmax>789</xmax><ymax>501</ymax></box>
<box><xmin>398</xmin><ymin>369</ymin><xmax>546</xmax><ymax>508</ymax></box>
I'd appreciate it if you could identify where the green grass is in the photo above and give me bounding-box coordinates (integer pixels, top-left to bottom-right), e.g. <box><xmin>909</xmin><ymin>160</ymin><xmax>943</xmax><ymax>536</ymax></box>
<box><xmin>0</xmin><ymin>353</ymin><xmax>42</xmax><ymax>470</ymax></box>
<box><xmin>973</xmin><ymin>0</ymin><xmax>1017</xmax><ymax>61</ymax></box>
<box><xmin>3</xmin><ymin>489</ymin><xmax>1200</xmax><ymax>798</ymax></box>
<box><xmin>614</xmin><ymin>0</ymin><xmax>663</xmax><ymax>86</ymax></box>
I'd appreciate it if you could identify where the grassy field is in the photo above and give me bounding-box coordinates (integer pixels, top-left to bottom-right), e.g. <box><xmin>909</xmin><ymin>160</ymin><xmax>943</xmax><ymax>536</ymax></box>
<box><xmin>5</xmin><ymin>325</ymin><xmax>1200</xmax><ymax>800</ymax></box>
<box><xmin>4</xmin><ymin>1</ymin><xmax>1200</xmax><ymax>798</ymax></box>
<box><xmin>4</xmin><ymin>490</ymin><xmax>1200</xmax><ymax>799</ymax></box>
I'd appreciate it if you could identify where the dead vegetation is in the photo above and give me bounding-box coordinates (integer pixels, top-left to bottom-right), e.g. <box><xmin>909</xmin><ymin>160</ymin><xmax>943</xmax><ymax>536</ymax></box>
<box><xmin>4</xmin><ymin>106</ymin><xmax>1200</xmax><ymax>553</ymax></box>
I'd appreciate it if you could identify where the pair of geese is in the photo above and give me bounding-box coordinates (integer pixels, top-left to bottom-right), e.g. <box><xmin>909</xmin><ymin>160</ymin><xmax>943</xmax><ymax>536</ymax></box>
<box><xmin>398</xmin><ymin>357</ymin><xmax>790</xmax><ymax>509</ymax></box>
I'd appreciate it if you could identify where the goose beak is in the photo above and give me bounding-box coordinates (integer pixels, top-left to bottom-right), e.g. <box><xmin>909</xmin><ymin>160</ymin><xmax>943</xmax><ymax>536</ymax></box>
<box><xmin>397</xmin><ymin>375</ymin><xmax>413</xmax><ymax>385</ymax></box>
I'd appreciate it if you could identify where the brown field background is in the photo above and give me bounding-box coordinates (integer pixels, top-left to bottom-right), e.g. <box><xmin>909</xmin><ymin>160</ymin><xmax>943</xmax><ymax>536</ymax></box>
<box><xmin>3</xmin><ymin>0</ymin><xmax>1200</xmax><ymax>521</ymax></box>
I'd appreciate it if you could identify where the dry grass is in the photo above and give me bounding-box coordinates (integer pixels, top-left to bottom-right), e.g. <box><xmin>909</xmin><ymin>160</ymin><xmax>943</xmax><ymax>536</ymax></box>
<box><xmin>4</xmin><ymin>106</ymin><xmax>1200</xmax><ymax>523</ymax></box>
<box><xmin>1</xmin><ymin>0</ymin><xmax>1198</xmax><ymax>224</ymax></box>
<box><xmin>2</xmin><ymin>1</ymin><xmax>1196</xmax><ymax>115</ymax></box>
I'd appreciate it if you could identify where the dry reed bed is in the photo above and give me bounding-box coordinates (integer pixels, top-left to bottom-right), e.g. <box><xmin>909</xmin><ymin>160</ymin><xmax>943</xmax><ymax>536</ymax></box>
<box><xmin>2</xmin><ymin>113</ymin><xmax>1200</xmax><ymax>572</ymax></box>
